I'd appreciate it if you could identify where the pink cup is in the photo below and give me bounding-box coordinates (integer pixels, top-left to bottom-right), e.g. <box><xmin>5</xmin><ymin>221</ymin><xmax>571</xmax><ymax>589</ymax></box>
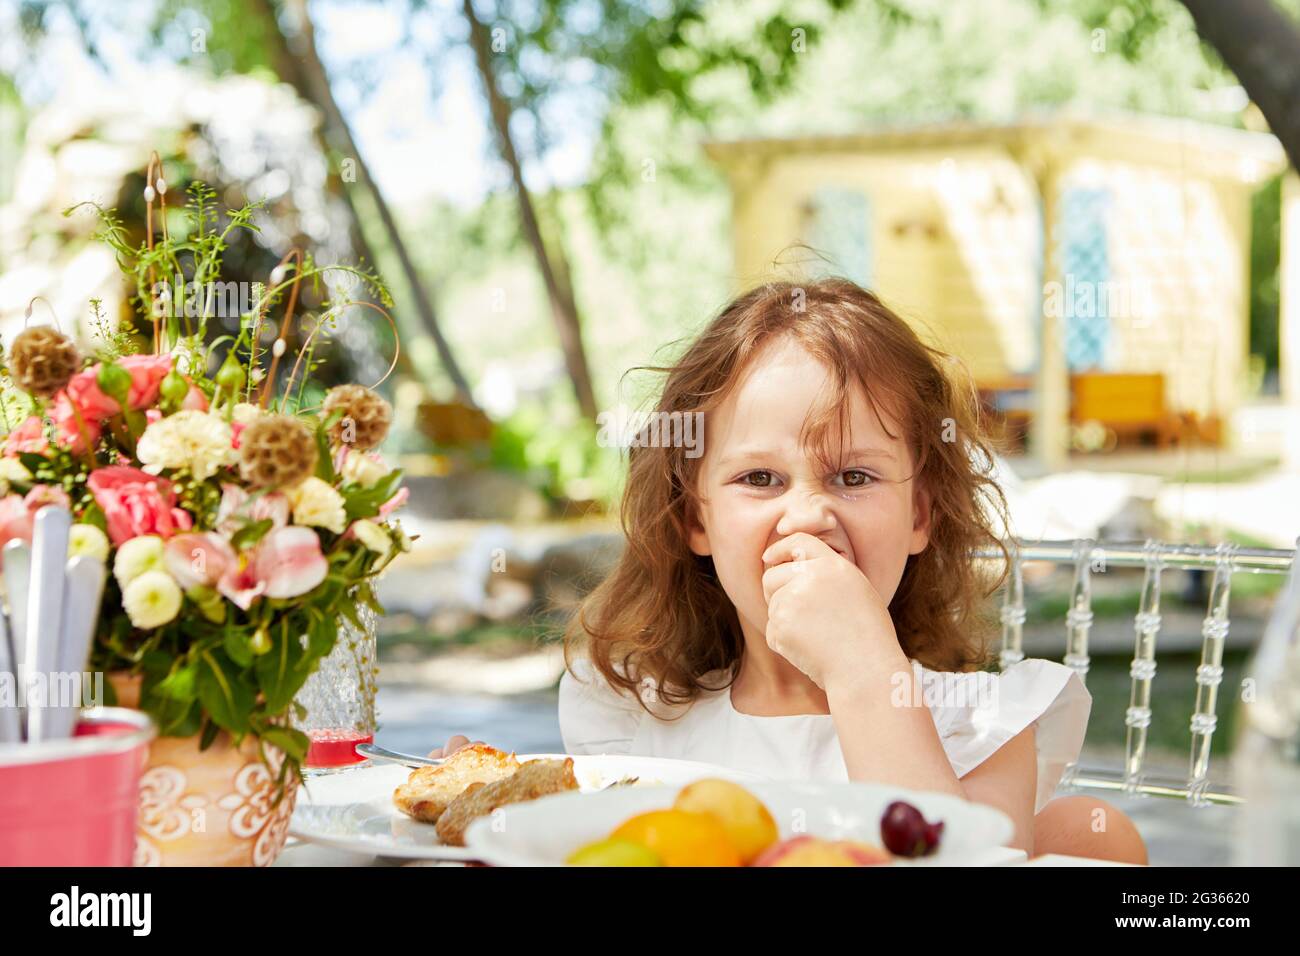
<box><xmin>0</xmin><ymin>707</ymin><xmax>155</xmax><ymax>866</ymax></box>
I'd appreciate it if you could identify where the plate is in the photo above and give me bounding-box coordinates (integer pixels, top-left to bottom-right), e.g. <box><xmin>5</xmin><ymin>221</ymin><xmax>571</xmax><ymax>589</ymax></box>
<box><xmin>464</xmin><ymin>780</ymin><xmax>1015</xmax><ymax>866</ymax></box>
<box><xmin>288</xmin><ymin>753</ymin><xmax>767</xmax><ymax>861</ymax></box>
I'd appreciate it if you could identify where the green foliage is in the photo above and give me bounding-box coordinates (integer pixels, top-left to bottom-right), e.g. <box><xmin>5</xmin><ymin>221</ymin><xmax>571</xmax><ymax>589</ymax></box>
<box><xmin>1249</xmin><ymin>174</ymin><xmax>1283</xmax><ymax>387</ymax></box>
<box><xmin>490</xmin><ymin>399</ymin><xmax>623</xmax><ymax>505</ymax></box>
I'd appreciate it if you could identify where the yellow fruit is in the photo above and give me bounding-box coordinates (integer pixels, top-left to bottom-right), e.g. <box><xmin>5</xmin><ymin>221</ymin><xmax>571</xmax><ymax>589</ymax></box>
<box><xmin>566</xmin><ymin>838</ymin><xmax>663</xmax><ymax>867</ymax></box>
<box><xmin>610</xmin><ymin>809</ymin><xmax>742</xmax><ymax>867</ymax></box>
<box><xmin>672</xmin><ymin>778</ymin><xmax>779</xmax><ymax>865</ymax></box>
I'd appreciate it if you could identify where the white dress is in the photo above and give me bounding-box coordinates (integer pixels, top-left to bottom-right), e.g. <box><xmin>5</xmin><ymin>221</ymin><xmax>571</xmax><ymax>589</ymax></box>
<box><xmin>559</xmin><ymin>655</ymin><xmax>1091</xmax><ymax>815</ymax></box>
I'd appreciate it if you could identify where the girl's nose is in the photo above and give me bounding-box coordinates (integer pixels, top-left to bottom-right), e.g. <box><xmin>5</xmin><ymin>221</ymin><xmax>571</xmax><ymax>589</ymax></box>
<box><xmin>775</xmin><ymin>490</ymin><xmax>838</xmax><ymax>539</ymax></box>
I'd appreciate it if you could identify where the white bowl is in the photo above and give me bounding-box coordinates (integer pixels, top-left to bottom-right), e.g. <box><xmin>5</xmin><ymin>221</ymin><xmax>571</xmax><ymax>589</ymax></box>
<box><xmin>465</xmin><ymin>779</ymin><xmax>1014</xmax><ymax>866</ymax></box>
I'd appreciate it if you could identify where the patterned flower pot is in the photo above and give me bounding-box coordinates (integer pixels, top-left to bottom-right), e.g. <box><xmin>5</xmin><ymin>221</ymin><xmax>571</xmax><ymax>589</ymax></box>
<box><xmin>110</xmin><ymin>672</ymin><xmax>298</xmax><ymax>867</ymax></box>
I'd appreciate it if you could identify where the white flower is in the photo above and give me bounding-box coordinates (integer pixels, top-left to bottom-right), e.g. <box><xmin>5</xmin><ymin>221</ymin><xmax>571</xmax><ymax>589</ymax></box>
<box><xmin>285</xmin><ymin>476</ymin><xmax>347</xmax><ymax>534</ymax></box>
<box><xmin>114</xmin><ymin>535</ymin><xmax>167</xmax><ymax>589</ymax></box>
<box><xmin>0</xmin><ymin>458</ymin><xmax>32</xmax><ymax>485</ymax></box>
<box><xmin>137</xmin><ymin>410</ymin><xmax>236</xmax><ymax>481</ymax></box>
<box><xmin>69</xmin><ymin>524</ymin><xmax>110</xmax><ymax>563</ymax></box>
<box><xmin>231</xmin><ymin>402</ymin><xmax>261</xmax><ymax>426</ymax></box>
<box><xmin>340</xmin><ymin>448</ymin><xmax>388</xmax><ymax>489</ymax></box>
<box><xmin>122</xmin><ymin>570</ymin><xmax>182</xmax><ymax>629</ymax></box>
<box><xmin>351</xmin><ymin>519</ymin><xmax>390</xmax><ymax>559</ymax></box>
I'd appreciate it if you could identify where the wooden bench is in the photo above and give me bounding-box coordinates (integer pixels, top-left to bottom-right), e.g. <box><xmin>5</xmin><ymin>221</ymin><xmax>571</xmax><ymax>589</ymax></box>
<box><xmin>976</xmin><ymin>372</ymin><xmax>1222</xmax><ymax>452</ymax></box>
<box><xmin>1069</xmin><ymin>372</ymin><xmax>1181</xmax><ymax>449</ymax></box>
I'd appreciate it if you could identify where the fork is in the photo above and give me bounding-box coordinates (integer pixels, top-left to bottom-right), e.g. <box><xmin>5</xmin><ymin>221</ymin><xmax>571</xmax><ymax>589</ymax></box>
<box><xmin>354</xmin><ymin>743</ymin><xmax>639</xmax><ymax>790</ymax></box>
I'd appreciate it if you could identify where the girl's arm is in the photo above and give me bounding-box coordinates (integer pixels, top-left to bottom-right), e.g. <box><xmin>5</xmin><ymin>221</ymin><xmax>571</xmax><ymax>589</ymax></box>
<box><xmin>826</xmin><ymin>651</ymin><xmax>1037</xmax><ymax>855</ymax></box>
<box><xmin>959</xmin><ymin>724</ymin><xmax>1037</xmax><ymax>855</ymax></box>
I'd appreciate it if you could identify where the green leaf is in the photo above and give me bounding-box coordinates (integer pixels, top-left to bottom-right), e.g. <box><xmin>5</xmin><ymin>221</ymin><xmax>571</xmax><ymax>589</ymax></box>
<box><xmin>223</xmin><ymin>628</ymin><xmax>254</xmax><ymax>668</ymax></box>
<box><xmin>341</xmin><ymin>469</ymin><xmax>403</xmax><ymax>521</ymax></box>
<box><xmin>258</xmin><ymin>726</ymin><xmax>309</xmax><ymax>764</ymax></box>
<box><xmin>197</xmin><ymin>650</ymin><xmax>253</xmax><ymax>735</ymax></box>
<box><xmin>357</xmin><ymin>582</ymin><xmax>386</xmax><ymax>616</ymax></box>
<box><xmin>314</xmin><ymin>421</ymin><xmax>337</xmax><ymax>482</ymax></box>
<box><xmin>304</xmin><ymin>614</ymin><xmax>337</xmax><ymax>663</ymax></box>
<box><xmin>199</xmin><ymin>718</ymin><xmax>220</xmax><ymax>751</ymax></box>
<box><xmin>150</xmin><ymin>694</ymin><xmax>199</xmax><ymax>737</ymax></box>
<box><xmin>230</xmin><ymin>518</ymin><xmax>273</xmax><ymax>552</ymax></box>
<box><xmin>153</xmin><ymin>664</ymin><xmax>198</xmax><ymax>703</ymax></box>
<box><xmin>16</xmin><ymin>452</ymin><xmax>46</xmax><ymax>475</ymax></box>
<box><xmin>255</xmin><ymin>619</ymin><xmax>305</xmax><ymax>712</ymax></box>
<box><xmin>339</xmin><ymin>599</ymin><xmax>363</xmax><ymax>633</ymax></box>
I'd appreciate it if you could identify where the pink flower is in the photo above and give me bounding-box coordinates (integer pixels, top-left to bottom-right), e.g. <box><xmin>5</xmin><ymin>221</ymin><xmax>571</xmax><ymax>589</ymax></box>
<box><xmin>58</xmin><ymin>369</ymin><xmax>119</xmax><ymax>423</ymax></box>
<box><xmin>120</xmin><ymin>355</ymin><xmax>174</xmax><ymax>410</ymax></box>
<box><xmin>164</xmin><ymin>532</ymin><xmax>236</xmax><ymax>590</ymax></box>
<box><xmin>217</xmin><ymin>557</ymin><xmax>267</xmax><ymax>611</ymax></box>
<box><xmin>0</xmin><ymin>494</ymin><xmax>34</xmax><ymax>552</ymax></box>
<box><xmin>3</xmin><ymin>416</ymin><xmax>49</xmax><ymax>457</ymax></box>
<box><xmin>47</xmin><ymin>399</ymin><xmax>102</xmax><ymax>454</ymax></box>
<box><xmin>378</xmin><ymin>486</ymin><xmax>409</xmax><ymax>518</ymax></box>
<box><xmin>252</xmin><ymin>527</ymin><xmax>328</xmax><ymax>600</ymax></box>
<box><xmin>182</xmin><ymin>385</ymin><xmax>209</xmax><ymax>412</ymax></box>
<box><xmin>215</xmin><ymin>483</ymin><xmax>289</xmax><ymax>536</ymax></box>
<box><xmin>87</xmin><ymin>465</ymin><xmax>192</xmax><ymax>545</ymax></box>
<box><xmin>0</xmin><ymin>487</ymin><xmax>70</xmax><ymax>562</ymax></box>
<box><xmin>24</xmin><ymin>484</ymin><xmax>70</xmax><ymax>512</ymax></box>
<box><xmin>202</xmin><ymin>526</ymin><xmax>327</xmax><ymax>610</ymax></box>
<box><xmin>54</xmin><ymin>354</ymin><xmax>173</xmax><ymax>427</ymax></box>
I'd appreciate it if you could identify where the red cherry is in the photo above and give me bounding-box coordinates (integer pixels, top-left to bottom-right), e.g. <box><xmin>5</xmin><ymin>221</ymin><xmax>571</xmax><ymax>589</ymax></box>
<box><xmin>880</xmin><ymin>800</ymin><xmax>944</xmax><ymax>857</ymax></box>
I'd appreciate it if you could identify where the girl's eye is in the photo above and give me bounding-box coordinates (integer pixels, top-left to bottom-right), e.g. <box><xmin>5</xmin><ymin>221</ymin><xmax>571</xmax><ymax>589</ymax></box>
<box><xmin>836</xmin><ymin>469</ymin><xmax>874</xmax><ymax>488</ymax></box>
<box><xmin>739</xmin><ymin>471</ymin><xmax>777</xmax><ymax>488</ymax></box>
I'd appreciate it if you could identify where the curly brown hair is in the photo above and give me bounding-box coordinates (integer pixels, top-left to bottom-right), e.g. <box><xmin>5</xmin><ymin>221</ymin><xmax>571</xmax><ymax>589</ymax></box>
<box><xmin>563</xmin><ymin>278</ymin><xmax>1013</xmax><ymax>713</ymax></box>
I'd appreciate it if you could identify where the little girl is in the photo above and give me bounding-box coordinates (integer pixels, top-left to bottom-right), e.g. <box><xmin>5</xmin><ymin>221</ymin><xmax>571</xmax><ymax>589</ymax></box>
<box><xmin>435</xmin><ymin>279</ymin><xmax>1146</xmax><ymax>864</ymax></box>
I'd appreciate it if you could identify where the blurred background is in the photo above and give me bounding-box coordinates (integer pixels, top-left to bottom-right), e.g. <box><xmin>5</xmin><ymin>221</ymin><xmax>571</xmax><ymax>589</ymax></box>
<box><xmin>3</xmin><ymin>0</ymin><xmax>1299</xmax><ymax>863</ymax></box>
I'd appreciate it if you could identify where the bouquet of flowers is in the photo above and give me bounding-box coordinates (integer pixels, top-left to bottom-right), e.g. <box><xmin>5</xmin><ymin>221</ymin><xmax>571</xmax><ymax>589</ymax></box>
<box><xmin>0</xmin><ymin>159</ymin><xmax>410</xmax><ymax>787</ymax></box>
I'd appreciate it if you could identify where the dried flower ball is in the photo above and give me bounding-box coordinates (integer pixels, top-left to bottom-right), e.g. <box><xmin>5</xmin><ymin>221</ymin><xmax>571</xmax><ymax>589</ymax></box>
<box><xmin>238</xmin><ymin>414</ymin><xmax>318</xmax><ymax>490</ymax></box>
<box><xmin>9</xmin><ymin>326</ymin><xmax>80</xmax><ymax>398</ymax></box>
<box><xmin>321</xmin><ymin>384</ymin><xmax>392</xmax><ymax>451</ymax></box>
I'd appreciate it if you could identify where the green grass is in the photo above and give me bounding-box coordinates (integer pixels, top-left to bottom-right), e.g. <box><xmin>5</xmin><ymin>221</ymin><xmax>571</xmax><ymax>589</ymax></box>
<box><xmin>1078</xmin><ymin>650</ymin><xmax>1250</xmax><ymax>761</ymax></box>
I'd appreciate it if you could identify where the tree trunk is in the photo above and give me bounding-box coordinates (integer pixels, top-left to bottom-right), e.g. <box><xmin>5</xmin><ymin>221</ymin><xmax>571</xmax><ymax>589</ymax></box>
<box><xmin>255</xmin><ymin>0</ymin><xmax>478</xmax><ymax>406</ymax></box>
<box><xmin>1180</xmin><ymin>0</ymin><xmax>1300</xmax><ymax>171</ymax></box>
<box><xmin>461</xmin><ymin>0</ymin><xmax>600</xmax><ymax>420</ymax></box>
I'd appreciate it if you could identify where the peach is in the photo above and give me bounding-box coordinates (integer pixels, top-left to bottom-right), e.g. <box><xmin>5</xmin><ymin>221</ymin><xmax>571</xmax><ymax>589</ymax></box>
<box><xmin>610</xmin><ymin>809</ymin><xmax>742</xmax><ymax>867</ymax></box>
<box><xmin>671</xmin><ymin>778</ymin><xmax>779</xmax><ymax>864</ymax></box>
<box><xmin>752</xmin><ymin>835</ymin><xmax>892</xmax><ymax>867</ymax></box>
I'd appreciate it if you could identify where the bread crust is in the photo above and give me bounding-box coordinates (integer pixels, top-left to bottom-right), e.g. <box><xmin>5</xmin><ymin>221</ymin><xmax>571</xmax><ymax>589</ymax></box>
<box><xmin>392</xmin><ymin>744</ymin><xmax>521</xmax><ymax>823</ymax></box>
<box><xmin>434</xmin><ymin>758</ymin><xmax>580</xmax><ymax>846</ymax></box>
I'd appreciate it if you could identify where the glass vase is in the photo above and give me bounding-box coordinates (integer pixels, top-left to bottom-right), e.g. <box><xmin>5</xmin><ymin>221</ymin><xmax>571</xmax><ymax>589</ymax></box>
<box><xmin>294</xmin><ymin>600</ymin><xmax>379</xmax><ymax>772</ymax></box>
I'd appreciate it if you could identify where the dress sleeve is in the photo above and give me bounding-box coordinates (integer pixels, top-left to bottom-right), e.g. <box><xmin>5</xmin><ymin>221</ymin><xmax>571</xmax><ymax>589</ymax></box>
<box><xmin>557</xmin><ymin>655</ymin><xmax>646</xmax><ymax>756</ymax></box>
<box><xmin>930</xmin><ymin>658</ymin><xmax>1092</xmax><ymax>815</ymax></box>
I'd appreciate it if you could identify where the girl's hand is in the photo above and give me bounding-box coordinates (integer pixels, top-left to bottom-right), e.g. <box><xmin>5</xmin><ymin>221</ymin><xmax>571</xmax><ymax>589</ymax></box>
<box><xmin>427</xmin><ymin>734</ymin><xmax>487</xmax><ymax>759</ymax></box>
<box><xmin>761</xmin><ymin>532</ymin><xmax>903</xmax><ymax>691</ymax></box>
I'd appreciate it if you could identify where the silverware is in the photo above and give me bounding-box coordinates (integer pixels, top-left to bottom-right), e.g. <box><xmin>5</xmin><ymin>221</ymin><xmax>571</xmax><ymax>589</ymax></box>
<box><xmin>45</xmin><ymin>554</ymin><xmax>106</xmax><ymax>741</ymax></box>
<box><xmin>0</xmin><ymin>601</ymin><xmax>18</xmax><ymax>744</ymax></box>
<box><xmin>355</xmin><ymin>742</ymin><xmax>446</xmax><ymax>768</ymax></box>
<box><xmin>3</xmin><ymin>539</ymin><xmax>32</xmax><ymax>735</ymax></box>
<box><xmin>24</xmin><ymin>507</ymin><xmax>70</xmax><ymax>743</ymax></box>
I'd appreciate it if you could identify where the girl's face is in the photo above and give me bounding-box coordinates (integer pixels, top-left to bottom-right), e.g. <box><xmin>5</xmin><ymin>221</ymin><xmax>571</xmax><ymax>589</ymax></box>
<box><xmin>687</xmin><ymin>335</ymin><xmax>932</xmax><ymax>644</ymax></box>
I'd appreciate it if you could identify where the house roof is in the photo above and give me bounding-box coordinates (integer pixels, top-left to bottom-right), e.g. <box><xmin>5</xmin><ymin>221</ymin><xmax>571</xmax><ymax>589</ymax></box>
<box><xmin>703</xmin><ymin>108</ymin><xmax>1288</xmax><ymax>185</ymax></box>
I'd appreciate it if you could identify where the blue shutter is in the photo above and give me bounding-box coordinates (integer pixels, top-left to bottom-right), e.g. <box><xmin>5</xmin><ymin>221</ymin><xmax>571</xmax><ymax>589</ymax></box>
<box><xmin>1057</xmin><ymin>187</ymin><xmax>1112</xmax><ymax>370</ymax></box>
<box><xmin>807</xmin><ymin>188</ymin><xmax>872</xmax><ymax>287</ymax></box>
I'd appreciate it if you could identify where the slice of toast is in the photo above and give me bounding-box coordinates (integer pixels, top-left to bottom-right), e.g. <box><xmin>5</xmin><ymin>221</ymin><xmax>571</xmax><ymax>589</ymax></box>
<box><xmin>434</xmin><ymin>757</ymin><xmax>580</xmax><ymax>847</ymax></box>
<box><xmin>392</xmin><ymin>744</ymin><xmax>521</xmax><ymax>823</ymax></box>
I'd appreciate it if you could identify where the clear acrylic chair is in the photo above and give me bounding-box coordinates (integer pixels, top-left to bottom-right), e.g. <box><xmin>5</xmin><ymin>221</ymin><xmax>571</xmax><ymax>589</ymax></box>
<box><xmin>974</xmin><ymin>538</ymin><xmax>1298</xmax><ymax>808</ymax></box>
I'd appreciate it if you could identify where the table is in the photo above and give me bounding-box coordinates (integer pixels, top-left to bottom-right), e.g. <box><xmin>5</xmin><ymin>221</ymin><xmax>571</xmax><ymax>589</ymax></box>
<box><xmin>273</xmin><ymin>839</ymin><xmax>1138</xmax><ymax>867</ymax></box>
